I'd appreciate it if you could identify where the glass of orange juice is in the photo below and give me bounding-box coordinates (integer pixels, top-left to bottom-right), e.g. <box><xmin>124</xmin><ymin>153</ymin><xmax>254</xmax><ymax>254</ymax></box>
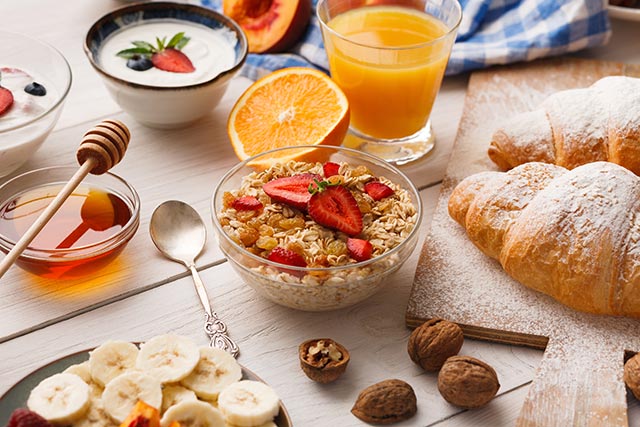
<box><xmin>317</xmin><ymin>0</ymin><xmax>462</xmax><ymax>165</ymax></box>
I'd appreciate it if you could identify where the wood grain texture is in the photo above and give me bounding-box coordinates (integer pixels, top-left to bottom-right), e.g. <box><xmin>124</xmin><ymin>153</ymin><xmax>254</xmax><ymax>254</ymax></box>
<box><xmin>407</xmin><ymin>58</ymin><xmax>640</xmax><ymax>426</ymax></box>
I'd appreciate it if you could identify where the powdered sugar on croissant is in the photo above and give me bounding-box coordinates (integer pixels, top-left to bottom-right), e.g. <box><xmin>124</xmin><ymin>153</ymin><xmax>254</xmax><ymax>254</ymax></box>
<box><xmin>448</xmin><ymin>161</ymin><xmax>640</xmax><ymax>317</ymax></box>
<box><xmin>488</xmin><ymin>76</ymin><xmax>640</xmax><ymax>174</ymax></box>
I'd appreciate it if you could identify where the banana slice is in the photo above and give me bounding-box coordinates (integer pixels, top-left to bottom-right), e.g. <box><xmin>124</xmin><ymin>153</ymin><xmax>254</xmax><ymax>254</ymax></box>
<box><xmin>27</xmin><ymin>373</ymin><xmax>90</xmax><ymax>424</ymax></box>
<box><xmin>160</xmin><ymin>400</ymin><xmax>225</xmax><ymax>427</ymax></box>
<box><xmin>217</xmin><ymin>381</ymin><xmax>279</xmax><ymax>427</ymax></box>
<box><xmin>225</xmin><ymin>422</ymin><xmax>277</xmax><ymax>427</ymax></box>
<box><xmin>89</xmin><ymin>340</ymin><xmax>139</xmax><ymax>387</ymax></box>
<box><xmin>101</xmin><ymin>371</ymin><xmax>162</xmax><ymax>423</ymax></box>
<box><xmin>162</xmin><ymin>385</ymin><xmax>198</xmax><ymax>413</ymax></box>
<box><xmin>202</xmin><ymin>399</ymin><xmax>219</xmax><ymax>409</ymax></box>
<box><xmin>63</xmin><ymin>362</ymin><xmax>93</xmax><ymax>384</ymax></box>
<box><xmin>136</xmin><ymin>335</ymin><xmax>200</xmax><ymax>383</ymax></box>
<box><xmin>74</xmin><ymin>398</ymin><xmax>118</xmax><ymax>427</ymax></box>
<box><xmin>180</xmin><ymin>348</ymin><xmax>242</xmax><ymax>400</ymax></box>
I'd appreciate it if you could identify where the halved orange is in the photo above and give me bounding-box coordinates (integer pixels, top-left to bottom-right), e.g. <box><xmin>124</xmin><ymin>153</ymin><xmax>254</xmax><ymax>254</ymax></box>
<box><xmin>227</xmin><ymin>67</ymin><xmax>350</xmax><ymax>168</ymax></box>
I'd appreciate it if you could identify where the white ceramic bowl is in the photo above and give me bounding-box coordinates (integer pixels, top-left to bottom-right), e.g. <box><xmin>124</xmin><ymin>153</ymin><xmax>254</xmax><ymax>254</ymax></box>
<box><xmin>211</xmin><ymin>146</ymin><xmax>423</xmax><ymax>311</ymax></box>
<box><xmin>0</xmin><ymin>31</ymin><xmax>71</xmax><ymax>178</ymax></box>
<box><xmin>84</xmin><ymin>2</ymin><xmax>248</xmax><ymax>129</ymax></box>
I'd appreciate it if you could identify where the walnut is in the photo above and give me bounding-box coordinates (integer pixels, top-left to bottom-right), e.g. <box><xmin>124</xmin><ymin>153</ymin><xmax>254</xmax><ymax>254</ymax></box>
<box><xmin>624</xmin><ymin>353</ymin><xmax>640</xmax><ymax>400</ymax></box>
<box><xmin>299</xmin><ymin>338</ymin><xmax>349</xmax><ymax>383</ymax></box>
<box><xmin>437</xmin><ymin>355</ymin><xmax>500</xmax><ymax>408</ymax></box>
<box><xmin>408</xmin><ymin>318</ymin><xmax>464</xmax><ymax>371</ymax></box>
<box><xmin>351</xmin><ymin>379</ymin><xmax>417</xmax><ymax>425</ymax></box>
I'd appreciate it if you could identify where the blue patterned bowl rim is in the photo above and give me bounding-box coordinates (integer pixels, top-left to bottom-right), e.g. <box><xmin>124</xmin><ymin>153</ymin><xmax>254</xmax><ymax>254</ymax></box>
<box><xmin>83</xmin><ymin>1</ymin><xmax>248</xmax><ymax>91</ymax></box>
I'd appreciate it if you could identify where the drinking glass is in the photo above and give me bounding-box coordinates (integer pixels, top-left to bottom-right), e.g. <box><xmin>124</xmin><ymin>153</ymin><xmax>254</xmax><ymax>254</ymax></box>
<box><xmin>317</xmin><ymin>0</ymin><xmax>462</xmax><ymax>165</ymax></box>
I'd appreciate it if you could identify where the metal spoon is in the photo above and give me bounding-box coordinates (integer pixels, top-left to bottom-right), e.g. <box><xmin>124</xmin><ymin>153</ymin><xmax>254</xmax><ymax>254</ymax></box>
<box><xmin>150</xmin><ymin>200</ymin><xmax>239</xmax><ymax>357</ymax></box>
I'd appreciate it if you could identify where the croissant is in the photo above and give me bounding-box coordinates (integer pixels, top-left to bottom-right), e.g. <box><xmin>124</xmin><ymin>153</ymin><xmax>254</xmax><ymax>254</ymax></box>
<box><xmin>488</xmin><ymin>76</ymin><xmax>640</xmax><ymax>175</ymax></box>
<box><xmin>448</xmin><ymin>161</ymin><xmax>640</xmax><ymax>318</ymax></box>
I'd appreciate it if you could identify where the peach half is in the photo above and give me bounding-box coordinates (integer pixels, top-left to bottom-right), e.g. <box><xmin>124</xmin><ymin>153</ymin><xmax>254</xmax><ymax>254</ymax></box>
<box><xmin>223</xmin><ymin>0</ymin><xmax>312</xmax><ymax>53</ymax></box>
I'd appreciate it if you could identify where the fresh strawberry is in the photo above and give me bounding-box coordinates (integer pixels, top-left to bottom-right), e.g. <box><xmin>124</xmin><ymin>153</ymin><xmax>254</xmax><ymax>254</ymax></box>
<box><xmin>364</xmin><ymin>181</ymin><xmax>394</xmax><ymax>201</ymax></box>
<box><xmin>308</xmin><ymin>183</ymin><xmax>363</xmax><ymax>236</ymax></box>
<box><xmin>0</xmin><ymin>86</ymin><xmax>14</xmax><ymax>116</ymax></box>
<box><xmin>267</xmin><ymin>246</ymin><xmax>307</xmax><ymax>268</ymax></box>
<box><xmin>152</xmin><ymin>48</ymin><xmax>194</xmax><ymax>73</ymax></box>
<box><xmin>347</xmin><ymin>238</ymin><xmax>373</xmax><ymax>262</ymax></box>
<box><xmin>323</xmin><ymin>162</ymin><xmax>341</xmax><ymax>177</ymax></box>
<box><xmin>262</xmin><ymin>173</ymin><xmax>321</xmax><ymax>210</ymax></box>
<box><xmin>232</xmin><ymin>196</ymin><xmax>263</xmax><ymax>211</ymax></box>
<box><xmin>7</xmin><ymin>408</ymin><xmax>52</xmax><ymax>427</ymax></box>
<box><xmin>116</xmin><ymin>32</ymin><xmax>194</xmax><ymax>73</ymax></box>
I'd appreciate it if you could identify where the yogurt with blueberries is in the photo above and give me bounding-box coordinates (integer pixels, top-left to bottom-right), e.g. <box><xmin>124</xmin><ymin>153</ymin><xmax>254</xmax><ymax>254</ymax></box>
<box><xmin>98</xmin><ymin>21</ymin><xmax>238</xmax><ymax>87</ymax></box>
<box><xmin>0</xmin><ymin>68</ymin><xmax>57</xmax><ymax>131</ymax></box>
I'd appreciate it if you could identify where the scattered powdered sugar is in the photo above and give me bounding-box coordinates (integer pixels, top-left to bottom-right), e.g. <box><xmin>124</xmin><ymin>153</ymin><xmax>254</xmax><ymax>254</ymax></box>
<box><xmin>593</xmin><ymin>76</ymin><xmax>640</xmax><ymax>135</ymax></box>
<box><xmin>543</xmin><ymin>88</ymin><xmax>608</xmax><ymax>143</ymax></box>
<box><xmin>495</xmin><ymin>109</ymin><xmax>555</xmax><ymax>162</ymax></box>
<box><xmin>407</xmin><ymin>59</ymin><xmax>640</xmax><ymax>425</ymax></box>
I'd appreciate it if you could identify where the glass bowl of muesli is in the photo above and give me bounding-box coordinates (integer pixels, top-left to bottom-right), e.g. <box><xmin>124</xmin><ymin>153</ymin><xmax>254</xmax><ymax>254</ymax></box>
<box><xmin>211</xmin><ymin>146</ymin><xmax>422</xmax><ymax>311</ymax></box>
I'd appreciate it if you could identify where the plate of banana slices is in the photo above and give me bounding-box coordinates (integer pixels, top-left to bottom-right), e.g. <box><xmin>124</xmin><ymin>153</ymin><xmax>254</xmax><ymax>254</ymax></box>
<box><xmin>0</xmin><ymin>334</ymin><xmax>292</xmax><ymax>427</ymax></box>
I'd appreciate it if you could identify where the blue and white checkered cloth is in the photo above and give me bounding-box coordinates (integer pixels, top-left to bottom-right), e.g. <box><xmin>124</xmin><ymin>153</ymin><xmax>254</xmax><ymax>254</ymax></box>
<box><xmin>201</xmin><ymin>0</ymin><xmax>611</xmax><ymax>80</ymax></box>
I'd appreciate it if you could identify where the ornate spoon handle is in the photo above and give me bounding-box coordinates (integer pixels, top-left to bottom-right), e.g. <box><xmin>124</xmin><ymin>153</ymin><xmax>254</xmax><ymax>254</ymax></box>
<box><xmin>205</xmin><ymin>313</ymin><xmax>240</xmax><ymax>357</ymax></box>
<box><xmin>188</xmin><ymin>264</ymin><xmax>240</xmax><ymax>358</ymax></box>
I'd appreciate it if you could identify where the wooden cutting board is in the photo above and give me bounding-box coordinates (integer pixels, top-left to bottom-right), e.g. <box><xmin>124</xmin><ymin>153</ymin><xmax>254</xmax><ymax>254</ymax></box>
<box><xmin>406</xmin><ymin>57</ymin><xmax>640</xmax><ymax>426</ymax></box>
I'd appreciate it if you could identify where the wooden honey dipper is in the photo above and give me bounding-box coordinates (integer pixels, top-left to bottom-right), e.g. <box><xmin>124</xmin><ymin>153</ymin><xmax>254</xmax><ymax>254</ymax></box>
<box><xmin>0</xmin><ymin>119</ymin><xmax>131</xmax><ymax>279</ymax></box>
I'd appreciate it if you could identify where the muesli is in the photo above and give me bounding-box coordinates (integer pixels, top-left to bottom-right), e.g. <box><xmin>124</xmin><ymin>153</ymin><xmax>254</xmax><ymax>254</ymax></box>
<box><xmin>217</xmin><ymin>160</ymin><xmax>418</xmax><ymax>286</ymax></box>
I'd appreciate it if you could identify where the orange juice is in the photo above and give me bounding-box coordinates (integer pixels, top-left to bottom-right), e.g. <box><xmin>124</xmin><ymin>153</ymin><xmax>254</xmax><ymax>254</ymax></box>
<box><xmin>325</xmin><ymin>6</ymin><xmax>451</xmax><ymax>139</ymax></box>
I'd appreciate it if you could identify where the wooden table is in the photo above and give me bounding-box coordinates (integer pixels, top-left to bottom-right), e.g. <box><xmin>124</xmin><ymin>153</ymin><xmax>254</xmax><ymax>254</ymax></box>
<box><xmin>1</xmin><ymin>1</ymin><xmax>639</xmax><ymax>425</ymax></box>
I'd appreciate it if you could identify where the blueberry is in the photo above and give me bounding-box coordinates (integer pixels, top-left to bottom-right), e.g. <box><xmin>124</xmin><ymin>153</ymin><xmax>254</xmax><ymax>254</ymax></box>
<box><xmin>24</xmin><ymin>82</ymin><xmax>46</xmax><ymax>96</ymax></box>
<box><xmin>126</xmin><ymin>55</ymin><xmax>153</xmax><ymax>72</ymax></box>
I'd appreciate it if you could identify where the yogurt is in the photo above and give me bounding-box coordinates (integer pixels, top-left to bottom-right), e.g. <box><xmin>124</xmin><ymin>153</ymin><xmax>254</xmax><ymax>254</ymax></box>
<box><xmin>99</xmin><ymin>20</ymin><xmax>238</xmax><ymax>87</ymax></box>
<box><xmin>0</xmin><ymin>67</ymin><xmax>58</xmax><ymax>132</ymax></box>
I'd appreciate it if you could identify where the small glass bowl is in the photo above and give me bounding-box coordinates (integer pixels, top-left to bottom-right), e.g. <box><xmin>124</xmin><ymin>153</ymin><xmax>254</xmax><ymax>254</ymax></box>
<box><xmin>0</xmin><ymin>167</ymin><xmax>140</xmax><ymax>279</ymax></box>
<box><xmin>211</xmin><ymin>145</ymin><xmax>423</xmax><ymax>311</ymax></box>
<box><xmin>0</xmin><ymin>31</ymin><xmax>72</xmax><ymax>177</ymax></box>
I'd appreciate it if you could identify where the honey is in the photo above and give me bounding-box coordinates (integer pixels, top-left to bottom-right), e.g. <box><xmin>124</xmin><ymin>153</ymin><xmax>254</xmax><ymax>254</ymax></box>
<box><xmin>0</xmin><ymin>183</ymin><xmax>135</xmax><ymax>279</ymax></box>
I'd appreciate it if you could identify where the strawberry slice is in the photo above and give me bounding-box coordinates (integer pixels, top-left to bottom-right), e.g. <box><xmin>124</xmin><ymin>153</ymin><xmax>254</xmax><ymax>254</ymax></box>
<box><xmin>262</xmin><ymin>173</ymin><xmax>321</xmax><ymax>210</ymax></box>
<box><xmin>267</xmin><ymin>246</ymin><xmax>307</xmax><ymax>268</ymax></box>
<box><xmin>364</xmin><ymin>181</ymin><xmax>394</xmax><ymax>201</ymax></box>
<box><xmin>232</xmin><ymin>196</ymin><xmax>263</xmax><ymax>211</ymax></box>
<box><xmin>323</xmin><ymin>162</ymin><xmax>341</xmax><ymax>177</ymax></box>
<box><xmin>308</xmin><ymin>185</ymin><xmax>363</xmax><ymax>236</ymax></box>
<box><xmin>0</xmin><ymin>87</ymin><xmax>14</xmax><ymax>116</ymax></box>
<box><xmin>152</xmin><ymin>48</ymin><xmax>195</xmax><ymax>73</ymax></box>
<box><xmin>347</xmin><ymin>238</ymin><xmax>373</xmax><ymax>262</ymax></box>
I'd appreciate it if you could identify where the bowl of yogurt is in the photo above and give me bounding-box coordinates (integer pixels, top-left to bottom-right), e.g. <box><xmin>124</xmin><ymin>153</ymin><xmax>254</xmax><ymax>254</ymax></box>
<box><xmin>0</xmin><ymin>31</ymin><xmax>72</xmax><ymax>178</ymax></box>
<box><xmin>84</xmin><ymin>2</ymin><xmax>248</xmax><ymax>128</ymax></box>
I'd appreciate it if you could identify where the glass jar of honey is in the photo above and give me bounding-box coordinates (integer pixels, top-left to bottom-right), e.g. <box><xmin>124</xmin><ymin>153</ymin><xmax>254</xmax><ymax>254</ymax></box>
<box><xmin>0</xmin><ymin>166</ymin><xmax>140</xmax><ymax>279</ymax></box>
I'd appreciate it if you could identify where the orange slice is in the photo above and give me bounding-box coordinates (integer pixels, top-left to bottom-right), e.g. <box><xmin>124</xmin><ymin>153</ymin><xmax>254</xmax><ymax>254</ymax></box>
<box><xmin>227</xmin><ymin>67</ymin><xmax>350</xmax><ymax>168</ymax></box>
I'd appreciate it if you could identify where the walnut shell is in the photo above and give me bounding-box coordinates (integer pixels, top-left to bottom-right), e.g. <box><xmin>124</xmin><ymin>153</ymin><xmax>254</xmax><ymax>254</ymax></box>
<box><xmin>437</xmin><ymin>355</ymin><xmax>500</xmax><ymax>408</ymax></box>
<box><xmin>299</xmin><ymin>338</ymin><xmax>350</xmax><ymax>383</ymax></box>
<box><xmin>408</xmin><ymin>318</ymin><xmax>464</xmax><ymax>371</ymax></box>
<box><xmin>624</xmin><ymin>353</ymin><xmax>640</xmax><ymax>400</ymax></box>
<box><xmin>351</xmin><ymin>379</ymin><xmax>417</xmax><ymax>425</ymax></box>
